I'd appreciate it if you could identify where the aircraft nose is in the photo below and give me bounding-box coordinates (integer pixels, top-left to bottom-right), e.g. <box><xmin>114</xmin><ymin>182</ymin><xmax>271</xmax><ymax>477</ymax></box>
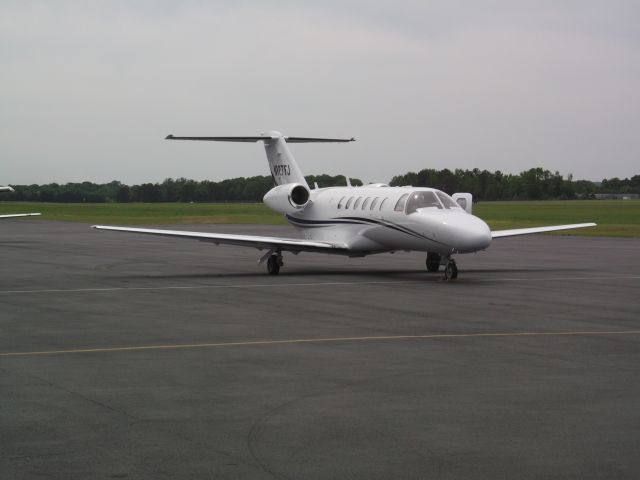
<box><xmin>438</xmin><ymin>214</ymin><xmax>492</xmax><ymax>253</ymax></box>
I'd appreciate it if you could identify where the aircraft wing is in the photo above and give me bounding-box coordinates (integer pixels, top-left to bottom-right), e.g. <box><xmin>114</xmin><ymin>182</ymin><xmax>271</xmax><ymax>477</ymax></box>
<box><xmin>0</xmin><ymin>213</ymin><xmax>41</xmax><ymax>219</ymax></box>
<box><xmin>491</xmin><ymin>222</ymin><xmax>596</xmax><ymax>238</ymax></box>
<box><xmin>92</xmin><ymin>225</ymin><xmax>350</xmax><ymax>254</ymax></box>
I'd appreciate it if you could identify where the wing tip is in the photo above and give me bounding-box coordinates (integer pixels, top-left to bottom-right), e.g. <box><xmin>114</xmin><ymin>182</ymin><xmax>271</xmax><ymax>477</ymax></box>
<box><xmin>491</xmin><ymin>222</ymin><xmax>598</xmax><ymax>239</ymax></box>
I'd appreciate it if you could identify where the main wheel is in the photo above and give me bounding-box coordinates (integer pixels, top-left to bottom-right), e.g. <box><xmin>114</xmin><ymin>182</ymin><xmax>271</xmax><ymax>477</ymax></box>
<box><xmin>443</xmin><ymin>260</ymin><xmax>458</xmax><ymax>281</ymax></box>
<box><xmin>267</xmin><ymin>255</ymin><xmax>281</xmax><ymax>275</ymax></box>
<box><xmin>426</xmin><ymin>252</ymin><xmax>441</xmax><ymax>272</ymax></box>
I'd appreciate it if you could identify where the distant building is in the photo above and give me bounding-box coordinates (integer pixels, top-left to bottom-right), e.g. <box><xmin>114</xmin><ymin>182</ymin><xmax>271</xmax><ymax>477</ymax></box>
<box><xmin>594</xmin><ymin>193</ymin><xmax>639</xmax><ymax>200</ymax></box>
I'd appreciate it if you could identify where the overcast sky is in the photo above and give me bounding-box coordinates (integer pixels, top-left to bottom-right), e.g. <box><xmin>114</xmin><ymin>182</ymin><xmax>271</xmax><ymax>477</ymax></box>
<box><xmin>1</xmin><ymin>1</ymin><xmax>638</xmax><ymax>185</ymax></box>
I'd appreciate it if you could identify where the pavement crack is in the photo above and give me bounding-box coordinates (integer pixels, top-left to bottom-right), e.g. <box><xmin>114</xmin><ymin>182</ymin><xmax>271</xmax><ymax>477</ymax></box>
<box><xmin>5</xmin><ymin>369</ymin><xmax>139</xmax><ymax>422</ymax></box>
<box><xmin>146</xmin><ymin>424</ymin><xmax>262</xmax><ymax>474</ymax></box>
<box><xmin>3</xmin><ymin>450</ymin><xmax>77</xmax><ymax>461</ymax></box>
<box><xmin>246</xmin><ymin>368</ymin><xmax>427</xmax><ymax>480</ymax></box>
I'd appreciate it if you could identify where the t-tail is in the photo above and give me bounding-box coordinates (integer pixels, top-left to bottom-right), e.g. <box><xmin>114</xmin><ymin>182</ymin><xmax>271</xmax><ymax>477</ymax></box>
<box><xmin>165</xmin><ymin>130</ymin><xmax>354</xmax><ymax>187</ymax></box>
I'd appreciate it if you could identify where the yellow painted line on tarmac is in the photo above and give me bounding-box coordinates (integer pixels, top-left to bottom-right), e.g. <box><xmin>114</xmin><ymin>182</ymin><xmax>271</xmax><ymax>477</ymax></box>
<box><xmin>1</xmin><ymin>330</ymin><xmax>639</xmax><ymax>358</ymax></box>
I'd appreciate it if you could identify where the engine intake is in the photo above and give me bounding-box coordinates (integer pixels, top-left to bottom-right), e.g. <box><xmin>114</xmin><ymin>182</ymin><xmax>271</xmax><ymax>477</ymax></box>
<box><xmin>290</xmin><ymin>184</ymin><xmax>309</xmax><ymax>206</ymax></box>
<box><xmin>263</xmin><ymin>183</ymin><xmax>311</xmax><ymax>214</ymax></box>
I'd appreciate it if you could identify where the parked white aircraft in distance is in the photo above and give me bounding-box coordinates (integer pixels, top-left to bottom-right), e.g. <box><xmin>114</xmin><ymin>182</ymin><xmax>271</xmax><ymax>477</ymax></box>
<box><xmin>94</xmin><ymin>131</ymin><xmax>596</xmax><ymax>280</ymax></box>
<box><xmin>0</xmin><ymin>186</ymin><xmax>41</xmax><ymax>219</ymax></box>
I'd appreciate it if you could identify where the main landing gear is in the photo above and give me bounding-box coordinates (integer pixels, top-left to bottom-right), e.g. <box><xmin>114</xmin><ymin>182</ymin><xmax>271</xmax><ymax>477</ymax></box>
<box><xmin>426</xmin><ymin>252</ymin><xmax>458</xmax><ymax>281</ymax></box>
<box><xmin>426</xmin><ymin>252</ymin><xmax>441</xmax><ymax>272</ymax></box>
<box><xmin>266</xmin><ymin>252</ymin><xmax>283</xmax><ymax>275</ymax></box>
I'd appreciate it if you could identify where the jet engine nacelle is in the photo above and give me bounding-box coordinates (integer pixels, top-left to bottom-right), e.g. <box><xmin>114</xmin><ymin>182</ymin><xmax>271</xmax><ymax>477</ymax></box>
<box><xmin>452</xmin><ymin>193</ymin><xmax>473</xmax><ymax>214</ymax></box>
<box><xmin>263</xmin><ymin>183</ymin><xmax>311</xmax><ymax>214</ymax></box>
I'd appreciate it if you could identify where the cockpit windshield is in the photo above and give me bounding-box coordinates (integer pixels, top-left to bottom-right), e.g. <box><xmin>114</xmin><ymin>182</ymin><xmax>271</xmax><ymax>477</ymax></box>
<box><xmin>435</xmin><ymin>191</ymin><xmax>459</xmax><ymax>209</ymax></box>
<box><xmin>406</xmin><ymin>191</ymin><xmax>442</xmax><ymax>214</ymax></box>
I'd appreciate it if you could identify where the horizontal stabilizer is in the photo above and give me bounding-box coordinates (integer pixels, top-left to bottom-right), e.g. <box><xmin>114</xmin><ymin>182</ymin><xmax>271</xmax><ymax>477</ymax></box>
<box><xmin>166</xmin><ymin>135</ymin><xmax>355</xmax><ymax>143</ymax></box>
<box><xmin>491</xmin><ymin>223</ymin><xmax>596</xmax><ymax>238</ymax></box>
<box><xmin>165</xmin><ymin>130</ymin><xmax>354</xmax><ymax>188</ymax></box>
<box><xmin>166</xmin><ymin>135</ymin><xmax>268</xmax><ymax>142</ymax></box>
<box><xmin>286</xmin><ymin>137</ymin><xmax>355</xmax><ymax>143</ymax></box>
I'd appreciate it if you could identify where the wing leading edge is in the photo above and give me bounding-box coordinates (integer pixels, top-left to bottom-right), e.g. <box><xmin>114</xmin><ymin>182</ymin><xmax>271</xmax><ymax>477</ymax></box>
<box><xmin>0</xmin><ymin>213</ymin><xmax>41</xmax><ymax>219</ymax></box>
<box><xmin>491</xmin><ymin>222</ymin><xmax>596</xmax><ymax>238</ymax></box>
<box><xmin>92</xmin><ymin>226</ymin><xmax>350</xmax><ymax>254</ymax></box>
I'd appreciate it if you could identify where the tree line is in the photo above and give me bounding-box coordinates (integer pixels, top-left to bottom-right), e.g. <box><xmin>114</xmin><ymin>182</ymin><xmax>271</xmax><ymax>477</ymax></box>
<box><xmin>389</xmin><ymin>168</ymin><xmax>640</xmax><ymax>200</ymax></box>
<box><xmin>3</xmin><ymin>169</ymin><xmax>639</xmax><ymax>203</ymax></box>
<box><xmin>4</xmin><ymin>175</ymin><xmax>362</xmax><ymax>203</ymax></box>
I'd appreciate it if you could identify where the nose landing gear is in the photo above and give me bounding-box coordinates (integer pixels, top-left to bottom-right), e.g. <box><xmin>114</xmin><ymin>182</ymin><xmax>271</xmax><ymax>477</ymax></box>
<box><xmin>427</xmin><ymin>252</ymin><xmax>458</xmax><ymax>280</ymax></box>
<box><xmin>443</xmin><ymin>258</ymin><xmax>458</xmax><ymax>281</ymax></box>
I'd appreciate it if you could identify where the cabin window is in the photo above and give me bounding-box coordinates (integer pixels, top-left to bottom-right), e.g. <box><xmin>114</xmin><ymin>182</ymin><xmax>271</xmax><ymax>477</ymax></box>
<box><xmin>379</xmin><ymin>198</ymin><xmax>388</xmax><ymax>210</ymax></box>
<box><xmin>394</xmin><ymin>194</ymin><xmax>409</xmax><ymax>212</ymax></box>
<box><xmin>370</xmin><ymin>197</ymin><xmax>379</xmax><ymax>210</ymax></box>
<box><xmin>337</xmin><ymin>196</ymin><xmax>346</xmax><ymax>209</ymax></box>
<box><xmin>406</xmin><ymin>191</ymin><xmax>442</xmax><ymax>214</ymax></box>
<box><xmin>345</xmin><ymin>196</ymin><xmax>354</xmax><ymax>209</ymax></box>
<box><xmin>435</xmin><ymin>191</ymin><xmax>460</xmax><ymax>209</ymax></box>
<box><xmin>362</xmin><ymin>197</ymin><xmax>371</xmax><ymax>210</ymax></box>
<box><xmin>353</xmin><ymin>196</ymin><xmax>363</xmax><ymax>209</ymax></box>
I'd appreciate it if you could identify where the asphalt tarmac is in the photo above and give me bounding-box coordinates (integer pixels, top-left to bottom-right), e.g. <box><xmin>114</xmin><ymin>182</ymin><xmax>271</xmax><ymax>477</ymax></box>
<box><xmin>1</xmin><ymin>220</ymin><xmax>639</xmax><ymax>479</ymax></box>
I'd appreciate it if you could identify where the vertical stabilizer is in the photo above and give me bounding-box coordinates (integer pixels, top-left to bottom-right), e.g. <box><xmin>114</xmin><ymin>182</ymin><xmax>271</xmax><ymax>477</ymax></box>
<box><xmin>263</xmin><ymin>131</ymin><xmax>308</xmax><ymax>187</ymax></box>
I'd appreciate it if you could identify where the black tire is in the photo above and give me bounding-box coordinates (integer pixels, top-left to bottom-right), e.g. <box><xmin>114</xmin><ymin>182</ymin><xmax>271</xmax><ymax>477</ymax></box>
<box><xmin>450</xmin><ymin>261</ymin><xmax>458</xmax><ymax>279</ymax></box>
<box><xmin>444</xmin><ymin>260</ymin><xmax>458</xmax><ymax>280</ymax></box>
<box><xmin>267</xmin><ymin>255</ymin><xmax>280</xmax><ymax>275</ymax></box>
<box><xmin>426</xmin><ymin>252</ymin><xmax>441</xmax><ymax>272</ymax></box>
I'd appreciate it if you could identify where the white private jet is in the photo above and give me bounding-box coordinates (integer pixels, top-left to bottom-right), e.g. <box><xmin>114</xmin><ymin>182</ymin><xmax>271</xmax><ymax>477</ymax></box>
<box><xmin>0</xmin><ymin>186</ymin><xmax>41</xmax><ymax>219</ymax></box>
<box><xmin>94</xmin><ymin>131</ymin><xmax>595</xmax><ymax>280</ymax></box>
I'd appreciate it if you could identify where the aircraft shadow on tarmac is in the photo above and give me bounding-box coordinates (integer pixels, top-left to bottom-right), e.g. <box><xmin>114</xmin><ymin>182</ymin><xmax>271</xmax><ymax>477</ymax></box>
<box><xmin>461</xmin><ymin>267</ymin><xmax>590</xmax><ymax>274</ymax></box>
<box><xmin>119</xmin><ymin>266</ymin><xmax>590</xmax><ymax>282</ymax></box>
<box><xmin>0</xmin><ymin>240</ymin><xmax>41</xmax><ymax>247</ymax></box>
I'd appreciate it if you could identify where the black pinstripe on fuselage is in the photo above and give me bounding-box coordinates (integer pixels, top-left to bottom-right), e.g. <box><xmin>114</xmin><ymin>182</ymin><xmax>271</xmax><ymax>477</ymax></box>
<box><xmin>285</xmin><ymin>214</ymin><xmax>445</xmax><ymax>245</ymax></box>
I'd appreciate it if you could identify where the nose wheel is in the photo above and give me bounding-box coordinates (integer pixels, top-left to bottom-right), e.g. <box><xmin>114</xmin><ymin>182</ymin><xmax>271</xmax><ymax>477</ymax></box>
<box><xmin>443</xmin><ymin>259</ymin><xmax>458</xmax><ymax>281</ymax></box>
<box><xmin>426</xmin><ymin>252</ymin><xmax>458</xmax><ymax>280</ymax></box>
